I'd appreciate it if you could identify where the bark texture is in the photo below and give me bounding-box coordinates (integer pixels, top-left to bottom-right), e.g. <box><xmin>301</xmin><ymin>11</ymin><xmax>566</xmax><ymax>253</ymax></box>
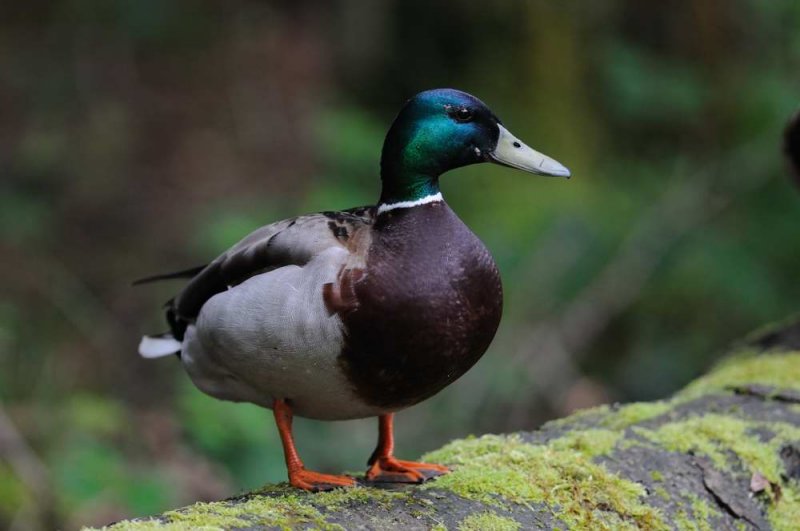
<box><xmin>97</xmin><ymin>319</ymin><xmax>800</xmax><ymax>530</ymax></box>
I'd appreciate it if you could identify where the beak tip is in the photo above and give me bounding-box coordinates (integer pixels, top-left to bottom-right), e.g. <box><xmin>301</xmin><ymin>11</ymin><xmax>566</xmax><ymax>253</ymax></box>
<box><xmin>547</xmin><ymin>163</ymin><xmax>571</xmax><ymax>179</ymax></box>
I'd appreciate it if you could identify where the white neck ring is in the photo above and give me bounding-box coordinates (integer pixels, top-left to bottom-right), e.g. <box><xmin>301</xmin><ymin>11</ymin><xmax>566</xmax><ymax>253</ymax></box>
<box><xmin>377</xmin><ymin>192</ymin><xmax>443</xmax><ymax>215</ymax></box>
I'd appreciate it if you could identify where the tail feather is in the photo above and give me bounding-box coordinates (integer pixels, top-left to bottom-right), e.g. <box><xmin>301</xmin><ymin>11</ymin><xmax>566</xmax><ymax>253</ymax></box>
<box><xmin>139</xmin><ymin>333</ymin><xmax>182</xmax><ymax>358</ymax></box>
<box><xmin>132</xmin><ymin>265</ymin><xmax>207</xmax><ymax>286</ymax></box>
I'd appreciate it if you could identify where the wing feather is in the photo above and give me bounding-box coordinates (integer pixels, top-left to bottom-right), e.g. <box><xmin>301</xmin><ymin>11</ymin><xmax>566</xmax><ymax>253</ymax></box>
<box><xmin>172</xmin><ymin>207</ymin><xmax>374</xmax><ymax>328</ymax></box>
<box><xmin>132</xmin><ymin>264</ymin><xmax>207</xmax><ymax>286</ymax></box>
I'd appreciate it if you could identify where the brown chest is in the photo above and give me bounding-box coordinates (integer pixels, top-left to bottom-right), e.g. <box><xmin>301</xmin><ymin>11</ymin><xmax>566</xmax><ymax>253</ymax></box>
<box><xmin>337</xmin><ymin>202</ymin><xmax>503</xmax><ymax>409</ymax></box>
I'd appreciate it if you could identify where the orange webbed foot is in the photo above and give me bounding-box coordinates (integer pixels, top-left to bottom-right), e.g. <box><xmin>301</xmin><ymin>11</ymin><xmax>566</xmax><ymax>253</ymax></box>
<box><xmin>289</xmin><ymin>469</ymin><xmax>356</xmax><ymax>492</ymax></box>
<box><xmin>365</xmin><ymin>456</ymin><xmax>450</xmax><ymax>484</ymax></box>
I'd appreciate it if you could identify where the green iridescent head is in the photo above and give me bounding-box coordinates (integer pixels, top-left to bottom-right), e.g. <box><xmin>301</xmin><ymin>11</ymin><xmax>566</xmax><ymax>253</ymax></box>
<box><xmin>379</xmin><ymin>88</ymin><xmax>570</xmax><ymax>206</ymax></box>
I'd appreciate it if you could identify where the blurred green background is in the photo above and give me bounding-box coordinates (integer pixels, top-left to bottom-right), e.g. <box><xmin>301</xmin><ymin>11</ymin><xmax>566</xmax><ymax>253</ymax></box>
<box><xmin>1</xmin><ymin>1</ymin><xmax>799</xmax><ymax>529</ymax></box>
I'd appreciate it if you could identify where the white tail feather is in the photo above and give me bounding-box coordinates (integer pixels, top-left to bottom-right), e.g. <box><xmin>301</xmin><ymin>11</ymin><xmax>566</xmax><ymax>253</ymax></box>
<box><xmin>138</xmin><ymin>335</ymin><xmax>182</xmax><ymax>358</ymax></box>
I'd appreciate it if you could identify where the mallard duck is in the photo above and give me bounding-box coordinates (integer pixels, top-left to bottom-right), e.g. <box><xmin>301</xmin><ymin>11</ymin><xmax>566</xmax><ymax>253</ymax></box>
<box><xmin>137</xmin><ymin>88</ymin><xmax>570</xmax><ymax>491</ymax></box>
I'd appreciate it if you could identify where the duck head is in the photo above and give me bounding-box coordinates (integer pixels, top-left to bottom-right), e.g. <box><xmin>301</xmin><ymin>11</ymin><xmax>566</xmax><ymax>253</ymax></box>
<box><xmin>379</xmin><ymin>88</ymin><xmax>570</xmax><ymax>207</ymax></box>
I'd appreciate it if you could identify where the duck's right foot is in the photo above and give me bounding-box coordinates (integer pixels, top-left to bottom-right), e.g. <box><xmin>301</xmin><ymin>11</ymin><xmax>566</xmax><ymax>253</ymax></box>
<box><xmin>289</xmin><ymin>468</ymin><xmax>356</xmax><ymax>492</ymax></box>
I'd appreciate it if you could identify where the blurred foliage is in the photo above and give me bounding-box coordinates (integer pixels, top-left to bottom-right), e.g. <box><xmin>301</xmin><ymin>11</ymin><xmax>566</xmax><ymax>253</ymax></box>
<box><xmin>1</xmin><ymin>1</ymin><xmax>799</xmax><ymax>529</ymax></box>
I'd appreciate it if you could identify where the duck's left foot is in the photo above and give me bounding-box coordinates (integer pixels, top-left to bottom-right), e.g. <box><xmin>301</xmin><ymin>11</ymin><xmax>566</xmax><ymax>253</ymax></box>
<box><xmin>366</xmin><ymin>456</ymin><xmax>450</xmax><ymax>483</ymax></box>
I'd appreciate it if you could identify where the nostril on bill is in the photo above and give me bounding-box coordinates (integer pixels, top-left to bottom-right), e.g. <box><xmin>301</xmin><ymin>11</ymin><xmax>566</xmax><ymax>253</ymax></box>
<box><xmin>513</xmin><ymin>141</ymin><xmax>521</xmax><ymax>148</ymax></box>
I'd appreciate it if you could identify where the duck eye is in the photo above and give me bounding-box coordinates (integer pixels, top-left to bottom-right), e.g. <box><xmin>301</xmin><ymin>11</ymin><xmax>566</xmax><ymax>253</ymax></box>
<box><xmin>454</xmin><ymin>107</ymin><xmax>473</xmax><ymax>122</ymax></box>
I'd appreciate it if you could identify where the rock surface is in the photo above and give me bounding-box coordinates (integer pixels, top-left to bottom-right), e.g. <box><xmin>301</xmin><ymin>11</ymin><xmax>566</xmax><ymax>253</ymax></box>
<box><xmin>95</xmin><ymin>319</ymin><xmax>800</xmax><ymax>530</ymax></box>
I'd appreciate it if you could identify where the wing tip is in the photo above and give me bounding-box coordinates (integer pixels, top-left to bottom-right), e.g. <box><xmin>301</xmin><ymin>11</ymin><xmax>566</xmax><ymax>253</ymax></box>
<box><xmin>132</xmin><ymin>264</ymin><xmax>207</xmax><ymax>286</ymax></box>
<box><xmin>138</xmin><ymin>334</ymin><xmax>182</xmax><ymax>359</ymax></box>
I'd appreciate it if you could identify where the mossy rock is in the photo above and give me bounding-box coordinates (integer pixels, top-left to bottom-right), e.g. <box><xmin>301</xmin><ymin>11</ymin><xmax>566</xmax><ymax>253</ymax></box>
<box><xmin>91</xmin><ymin>321</ymin><xmax>800</xmax><ymax>530</ymax></box>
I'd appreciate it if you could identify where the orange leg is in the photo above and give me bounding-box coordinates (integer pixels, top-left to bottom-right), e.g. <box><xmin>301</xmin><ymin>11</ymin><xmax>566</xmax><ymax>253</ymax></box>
<box><xmin>273</xmin><ymin>399</ymin><xmax>355</xmax><ymax>492</ymax></box>
<box><xmin>365</xmin><ymin>413</ymin><xmax>450</xmax><ymax>483</ymax></box>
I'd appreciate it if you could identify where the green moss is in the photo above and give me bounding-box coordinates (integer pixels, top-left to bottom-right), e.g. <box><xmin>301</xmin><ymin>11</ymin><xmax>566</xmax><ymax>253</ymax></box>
<box><xmin>682</xmin><ymin>493</ymin><xmax>721</xmax><ymax>531</ymax></box>
<box><xmin>680</xmin><ymin>351</ymin><xmax>800</xmax><ymax>400</ymax></box>
<box><xmin>633</xmin><ymin>414</ymin><xmax>800</xmax><ymax>483</ymax></box>
<box><xmin>538</xmin><ymin>402</ymin><xmax>669</xmax><ymax>460</ymax></box>
<box><xmin>91</xmin><ymin>521</ymin><xmax>169</xmax><ymax>531</ymax></box>
<box><xmin>673</xmin><ymin>510</ymin><xmax>693</xmax><ymax>531</ymax></box>
<box><xmin>670</xmin><ymin>494</ymin><xmax>723</xmax><ymax>531</ymax></box>
<box><xmin>654</xmin><ymin>486</ymin><xmax>670</xmax><ymax>501</ymax></box>
<box><xmin>632</xmin><ymin>413</ymin><xmax>800</xmax><ymax>531</ymax></box>
<box><xmin>550</xmin><ymin>428</ymin><xmax>622</xmax><ymax>457</ymax></box>
<box><xmin>457</xmin><ymin>511</ymin><xmax>520</xmax><ymax>531</ymax></box>
<box><xmin>770</xmin><ymin>484</ymin><xmax>800</xmax><ymax>531</ymax></box>
<box><xmin>422</xmin><ymin>434</ymin><xmax>666</xmax><ymax>530</ymax></box>
<box><xmin>313</xmin><ymin>485</ymin><xmax>403</xmax><ymax>510</ymax></box>
<box><xmin>87</xmin><ymin>485</ymin><xmax>409</xmax><ymax>530</ymax></box>
<box><xmin>545</xmin><ymin>404</ymin><xmax>611</xmax><ymax>428</ymax></box>
<box><xmin>544</xmin><ymin>400</ymin><xmax>670</xmax><ymax>435</ymax></box>
<box><xmin>689</xmin><ymin>494</ymin><xmax>716</xmax><ymax>523</ymax></box>
<box><xmin>650</xmin><ymin>470</ymin><xmax>664</xmax><ymax>482</ymax></box>
<box><xmin>602</xmin><ymin>402</ymin><xmax>672</xmax><ymax>430</ymax></box>
<box><xmin>161</xmin><ymin>502</ymin><xmax>250</xmax><ymax>529</ymax></box>
<box><xmin>430</xmin><ymin>523</ymin><xmax>448</xmax><ymax>531</ymax></box>
<box><xmin>161</xmin><ymin>495</ymin><xmax>339</xmax><ymax>530</ymax></box>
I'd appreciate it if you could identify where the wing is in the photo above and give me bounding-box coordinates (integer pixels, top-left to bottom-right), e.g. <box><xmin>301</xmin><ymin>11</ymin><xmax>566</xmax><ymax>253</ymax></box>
<box><xmin>172</xmin><ymin>206</ymin><xmax>375</xmax><ymax>331</ymax></box>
